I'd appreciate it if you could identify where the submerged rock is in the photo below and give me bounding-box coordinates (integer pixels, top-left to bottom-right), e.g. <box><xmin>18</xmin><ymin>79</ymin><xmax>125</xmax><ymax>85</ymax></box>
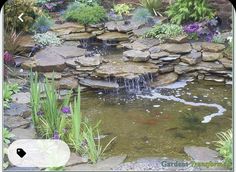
<box><xmin>150</xmin><ymin>72</ymin><xmax>178</xmax><ymax>87</ymax></box>
<box><xmin>123</xmin><ymin>50</ymin><xmax>150</xmax><ymax>62</ymax></box>
<box><xmin>79</xmin><ymin>79</ymin><xmax>119</xmax><ymax>89</ymax></box>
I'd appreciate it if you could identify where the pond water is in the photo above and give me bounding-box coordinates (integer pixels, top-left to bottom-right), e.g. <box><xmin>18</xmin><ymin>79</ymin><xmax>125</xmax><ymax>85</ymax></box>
<box><xmin>81</xmin><ymin>75</ymin><xmax>232</xmax><ymax>162</ymax></box>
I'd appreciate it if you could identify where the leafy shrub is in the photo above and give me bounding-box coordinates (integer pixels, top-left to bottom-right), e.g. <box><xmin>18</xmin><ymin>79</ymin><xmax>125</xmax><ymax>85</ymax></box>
<box><xmin>139</xmin><ymin>0</ymin><xmax>162</xmax><ymax>16</ymax></box>
<box><xmin>31</xmin><ymin>14</ymin><xmax>54</xmax><ymax>33</ymax></box>
<box><xmin>166</xmin><ymin>0</ymin><xmax>215</xmax><ymax>24</ymax></box>
<box><xmin>113</xmin><ymin>3</ymin><xmax>133</xmax><ymax>16</ymax></box>
<box><xmin>4</xmin><ymin>0</ymin><xmax>40</xmax><ymax>32</ymax></box>
<box><xmin>215</xmin><ymin>129</ymin><xmax>232</xmax><ymax>169</ymax></box>
<box><xmin>76</xmin><ymin>0</ymin><xmax>101</xmax><ymax>6</ymax></box>
<box><xmin>63</xmin><ymin>4</ymin><xmax>106</xmax><ymax>26</ymax></box>
<box><xmin>4</xmin><ymin>30</ymin><xmax>24</xmax><ymax>55</ymax></box>
<box><xmin>132</xmin><ymin>8</ymin><xmax>153</xmax><ymax>24</ymax></box>
<box><xmin>144</xmin><ymin>23</ymin><xmax>183</xmax><ymax>40</ymax></box>
<box><xmin>33</xmin><ymin>32</ymin><xmax>62</xmax><ymax>46</ymax></box>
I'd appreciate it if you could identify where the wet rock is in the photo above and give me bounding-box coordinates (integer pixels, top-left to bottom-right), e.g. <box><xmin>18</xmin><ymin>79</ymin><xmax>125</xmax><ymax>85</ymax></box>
<box><xmin>50</xmin><ymin>46</ymin><xmax>86</xmax><ymax>59</ymax></box>
<box><xmin>122</xmin><ymin>39</ymin><xmax>160</xmax><ymax>51</ymax></box>
<box><xmin>12</xmin><ymin>128</ymin><xmax>36</xmax><ymax>140</ymax></box>
<box><xmin>66</xmin><ymin>155</ymin><xmax>126</xmax><ymax>171</ymax></box>
<box><xmin>60</xmin><ymin>33</ymin><xmax>95</xmax><ymax>41</ymax></box>
<box><xmin>96</xmin><ymin>61</ymin><xmax>158</xmax><ymax>78</ymax></box>
<box><xmin>123</xmin><ymin>50</ymin><xmax>150</xmax><ymax>62</ymax></box>
<box><xmin>204</xmin><ymin>75</ymin><xmax>225</xmax><ymax>82</ymax></box>
<box><xmin>79</xmin><ymin>79</ymin><xmax>119</xmax><ymax>89</ymax></box>
<box><xmin>201</xmin><ymin>42</ymin><xmax>225</xmax><ymax>52</ymax></box>
<box><xmin>180</xmin><ymin>52</ymin><xmax>202</xmax><ymax>65</ymax></box>
<box><xmin>43</xmin><ymin>72</ymin><xmax>62</xmax><ymax>80</ymax></box>
<box><xmin>174</xmin><ymin>63</ymin><xmax>193</xmax><ymax>74</ymax></box>
<box><xmin>218</xmin><ymin>58</ymin><xmax>232</xmax><ymax>69</ymax></box>
<box><xmin>159</xmin><ymin>65</ymin><xmax>174</xmax><ymax>74</ymax></box>
<box><xmin>97</xmin><ymin>32</ymin><xmax>129</xmax><ymax>41</ymax></box>
<box><xmin>150</xmin><ymin>52</ymin><xmax>169</xmax><ymax>60</ymax></box>
<box><xmin>166</xmin><ymin>35</ymin><xmax>188</xmax><ymax>43</ymax></box>
<box><xmin>202</xmin><ymin>52</ymin><xmax>223</xmax><ymax>61</ymax></box>
<box><xmin>160</xmin><ymin>43</ymin><xmax>192</xmax><ymax>54</ymax></box>
<box><xmin>76</xmin><ymin>56</ymin><xmax>101</xmax><ymax>67</ymax></box>
<box><xmin>4</xmin><ymin>116</ymin><xmax>30</xmax><ymax>129</ymax></box>
<box><xmin>11</xmin><ymin>92</ymin><xmax>31</xmax><ymax>104</ymax></box>
<box><xmin>184</xmin><ymin>146</ymin><xmax>222</xmax><ymax>163</ymax></box>
<box><xmin>150</xmin><ymin>72</ymin><xmax>178</xmax><ymax>87</ymax></box>
<box><xmin>58</xmin><ymin>77</ymin><xmax>78</xmax><ymax>90</ymax></box>
<box><xmin>4</xmin><ymin>103</ymin><xmax>31</xmax><ymax>118</ymax></box>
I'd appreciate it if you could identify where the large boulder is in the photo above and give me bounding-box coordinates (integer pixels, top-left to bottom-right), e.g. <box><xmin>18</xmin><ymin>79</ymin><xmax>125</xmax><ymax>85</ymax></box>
<box><xmin>202</xmin><ymin>52</ymin><xmax>223</xmax><ymax>62</ymax></box>
<box><xmin>160</xmin><ymin>43</ymin><xmax>192</xmax><ymax>54</ymax></box>
<box><xmin>150</xmin><ymin>52</ymin><xmax>170</xmax><ymax>60</ymax></box>
<box><xmin>123</xmin><ymin>50</ymin><xmax>150</xmax><ymax>62</ymax></box>
<box><xmin>201</xmin><ymin>42</ymin><xmax>225</xmax><ymax>52</ymax></box>
<box><xmin>180</xmin><ymin>52</ymin><xmax>202</xmax><ymax>65</ymax></box>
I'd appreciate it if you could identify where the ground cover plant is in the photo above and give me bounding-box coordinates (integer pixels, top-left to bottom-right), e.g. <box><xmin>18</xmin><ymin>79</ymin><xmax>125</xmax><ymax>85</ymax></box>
<box><xmin>3</xmin><ymin>82</ymin><xmax>21</xmax><ymax>109</ymax></box>
<box><xmin>33</xmin><ymin>32</ymin><xmax>62</xmax><ymax>46</ymax></box>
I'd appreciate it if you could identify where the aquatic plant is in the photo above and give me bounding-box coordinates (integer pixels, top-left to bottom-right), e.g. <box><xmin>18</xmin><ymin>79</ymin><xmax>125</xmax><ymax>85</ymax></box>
<box><xmin>139</xmin><ymin>0</ymin><xmax>162</xmax><ymax>16</ymax></box>
<box><xmin>144</xmin><ymin>23</ymin><xmax>183</xmax><ymax>40</ymax></box>
<box><xmin>4</xmin><ymin>82</ymin><xmax>21</xmax><ymax>109</ymax></box>
<box><xmin>131</xmin><ymin>8</ymin><xmax>153</xmax><ymax>24</ymax></box>
<box><xmin>113</xmin><ymin>3</ymin><xmax>133</xmax><ymax>16</ymax></box>
<box><xmin>215</xmin><ymin>129</ymin><xmax>233</xmax><ymax>169</ymax></box>
<box><xmin>31</xmin><ymin>14</ymin><xmax>54</xmax><ymax>33</ymax></box>
<box><xmin>63</xmin><ymin>3</ymin><xmax>106</xmax><ymax>26</ymax></box>
<box><xmin>33</xmin><ymin>32</ymin><xmax>62</xmax><ymax>46</ymax></box>
<box><xmin>166</xmin><ymin>0</ymin><xmax>215</xmax><ymax>24</ymax></box>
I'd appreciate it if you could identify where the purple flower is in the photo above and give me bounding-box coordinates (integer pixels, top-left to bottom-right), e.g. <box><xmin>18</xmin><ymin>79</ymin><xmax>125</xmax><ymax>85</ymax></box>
<box><xmin>184</xmin><ymin>23</ymin><xmax>200</xmax><ymax>33</ymax></box>
<box><xmin>52</xmin><ymin>131</ymin><xmax>60</xmax><ymax>140</ymax></box>
<box><xmin>37</xmin><ymin>110</ymin><xmax>44</xmax><ymax>116</ymax></box>
<box><xmin>4</xmin><ymin>51</ymin><xmax>15</xmax><ymax>66</ymax></box>
<box><xmin>206</xmin><ymin>33</ymin><xmax>213</xmax><ymax>42</ymax></box>
<box><xmin>61</xmin><ymin>106</ymin><xmax>71</xmax><ymax>114</ymax></box>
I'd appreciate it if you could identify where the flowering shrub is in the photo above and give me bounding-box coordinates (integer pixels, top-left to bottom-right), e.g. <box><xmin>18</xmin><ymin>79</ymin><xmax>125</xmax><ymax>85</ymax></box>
<box><xmin>183</xmin><ymin>18</ymin><xmax>221</xmax><ymax>42</ymax></box>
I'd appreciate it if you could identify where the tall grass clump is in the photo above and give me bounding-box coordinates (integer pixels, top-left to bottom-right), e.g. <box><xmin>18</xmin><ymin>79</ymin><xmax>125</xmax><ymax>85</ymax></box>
<box><xmin>214</xmin><ymin>129</ymin><xmax>233</xmax><ymax>169</ymax></box>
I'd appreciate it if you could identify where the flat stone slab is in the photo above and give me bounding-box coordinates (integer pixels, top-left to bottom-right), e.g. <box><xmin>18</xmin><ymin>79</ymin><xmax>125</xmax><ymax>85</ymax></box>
<box><xmin>58</xmin><ymin>77</ymin><xmax>78</xmax><ymax>90</ymax></box>
<box><xmin>151</xmin><ymin>72</ymin><xmax>178</xmax><ymax>87</ymax></box>
<box><xmin>123</xmin><ymin>50</ymin><xmax>150</xmax><ymax>62</ymax></box>
<box><xmin>79</xmin><ymin>79</ymin><xmax>119</xmax><ymax>89</ymax></box>
<box><xmin>150</xmin><ymin>52</ymin><xmax>169</xmax><ymax>60</ymax></box>
<box><xmin>11</xmin><ymin>92</ymin><xmax>31</xmax><ymax>104</ymax></box>
<box><xmin>60</xmin><ymin>33</ymin><xmax>95</xmax><ymax>41</ymax></box>
<box><xmin>43</xmin><ymin>72</ymin><xmax>62</xmax><ymax>80</ymax></box>
<box><xmin>180</xmin><ymin>52</ymin><xmax>202</xmax><ymax>65</ymax></box>
<box><xmin>122</xmin><ymin>39</ymin><xmax>160</xmax><ymax>51</ymax></box>
<box><xmin>95</xmin><ymin>61</ymin><xmax>158</xmax><ymax>79</ymax></box>
<box><xmin>202</xmin><ymin>52</ymin><xmax>223</xmax><ymax>62</ymax></box>
<box><xmin>76</xmin><ymin>56</ymin><xmax>101</xmax><ymax>67</ymax></box>
<box><xmin>66</xmin><ymin>155</ymin><xmax>126</xmax><ymax>171</ymax></box>
<box><xmin>201</xmin><ymin>42</ymin><xmax>225</xmax><ymax>52</ymax></box>
<box><xmin>97</xmin><ymin>32</ymin><xmax>129</xmax><ymax>41</ymax></box>
<box><xmin>184</xmin><ymin>146</ymin><xmax>222</xmax><ymax>163</ymax></box>
<box><xmin>12</xmin><ymin>128</ymin><xmax>36</xmax><ymax>140</ymax></box>
<box><xmin>50</xmin><ymin>46</ymin><xmax>86</xmax><ymax>59</ymax></box>
<box><xmin>4</xmin><ymin>116</ymin><xmax>31</xmax><ymax>129</ymax></box>
<box><xmin>52</xmin><ymin>22</ymin><xmax>85</xmax><ymax>32</ymax></box>
<box><xmin>160</xmin><ymin>43</ymin><xmax>192</xmax><ymax>54</ymax></box>
<box><xmin>4</xmin><ymin>103</ymin><xmax>31</xmax><ymax>118</ymax></box>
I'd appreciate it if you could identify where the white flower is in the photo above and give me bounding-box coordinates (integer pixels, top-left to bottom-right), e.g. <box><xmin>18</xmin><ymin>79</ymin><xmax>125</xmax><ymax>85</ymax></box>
<box><xmin>227</xmin><ymin>36</ymin><xmax>233</xmax><ymax>43</ymax></box>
